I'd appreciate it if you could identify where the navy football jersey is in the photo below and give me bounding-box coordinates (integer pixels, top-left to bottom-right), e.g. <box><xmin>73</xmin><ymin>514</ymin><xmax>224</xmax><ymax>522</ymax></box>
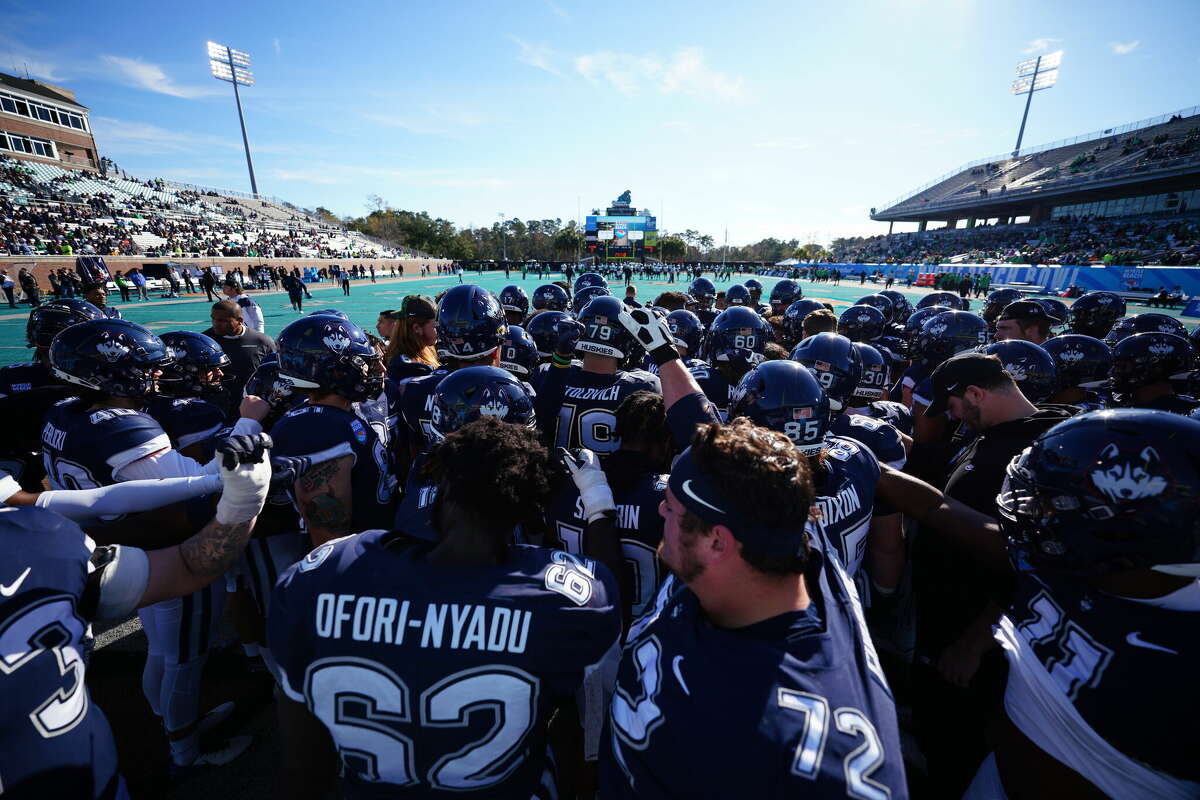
<box><xmin>546</xmin><ymin>450</ymin><xmax>667</xmax><ymax>616</ymax></box>
<box><xmin>398</xmin><ymin>368</ymin><xmax>450</xmax><ymax>451</ymax></box>
<box><xmin>686</xmin><ymin>359</ymin><xmax>734</xmax><ymax>422</ymax></box>
<box><xmin>269</xmin><ymin>531</ymin><xmax>621</xmax><ymax>799</ymax></box>
<box><xmin>810</xmin><ymin>435</ymin><xmax>881</xmax><ymax>578</ymax></box>
<box><xmin>996</xmin><ymin>571</ymin><xmax>1200</xmax><ymax>795</ymax></box>
<box><xmin>541</xmin><ymin>366</ymin><xmax>661</xmax><ymax>455</ymax></box>
<box><xmin>854</xmin><ymin>399</ymin><xmax>914</xmax><ymax>436</ymax></box>
<box><xmin>271</xmin><ymin>400</ymin><xmax>398</xmax><ymax>534</ymax></box>
<box><xmin>695</xmin><ymin>308</ymin><xmax>719</xmax><ymax>328</ymax></box>
<box><xmin>602</xmin><ymin>547</ymin><xmax>907</xmax><ymax>799</ymax></box>
<box><xmin>0</xmin><ymin>360</ymin><xmax>54</xmax><ymax>397</ymax></box>
<box><xmin>41</xmin><ymin>398</ymin><xmax>170</xmax><ymax>490</ymax></box>
<box><xmin>829</xmin><ymin>413</ymin><xmax>906</xmax><ymax>469</ymax></box>
<box><xmin>894</xmin><ymin>361</ymin><xmax>930</xmax><ymax>403</ymax></box>
<box><xmin>392</xmin><ymin>452</ymin><xmax>438</xmax><ymax>541</ymax></box>
<box><xmin>387</xmin><ymin>353</ymin><xmax>434</xmax><ymax>384</ymax></box>
<box><xmin>0</xmin><ymin>507</ymin><xmax>132</xmax><ymax>798</ymax></box>
<box><xmin>144</xmin><ymin>396</ymin><xmax>227</xmax><ymax>451</ymax></box>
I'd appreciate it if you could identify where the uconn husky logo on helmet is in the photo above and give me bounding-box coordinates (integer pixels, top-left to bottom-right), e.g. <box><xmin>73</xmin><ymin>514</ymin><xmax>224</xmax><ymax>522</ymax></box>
<box><xmin>96</xmin><ymin>331</ymin><xmax>132</xmax><ymax>362</ymax></box>
<box><xmin>1004</xmin><ymin>362</ymin><xmax>1028</xmax><ymax>381</ymax></box>
<box><xmin>857</xmin><ymin>312</ymin><xmax>873</xmax><ymax>322</ymax></box>
<box><xmin>927</xmin><ymin>321</ymin><xmax>948</xmax><ymax>337</ymax></box>
<box><xmin>322</xmin><ymin>324</ymin><xmax>351</xmax><ymax>353</ymax></box>
<box><xmin>1148</xmin><ymin>341</ymin><xmax>1176</xmax><ymax>356</ymax></box>
<box><xmin>1060</xmin><ymin>347</ymin><xmax>1085</xmax><ymax>363</ymax></box>
<box><xmin>1090</xmin><ymin>443</ymin><xmax>1169</xmax><ymax>502</ymax></box>
<box><xmin>478</xmin><ymin>388</ymin><xmax>510</xmax><ymax>419</ymax></box>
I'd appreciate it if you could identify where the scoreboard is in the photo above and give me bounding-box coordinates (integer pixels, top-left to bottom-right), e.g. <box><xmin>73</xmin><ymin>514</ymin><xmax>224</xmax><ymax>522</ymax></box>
<box><xmin>585</xmin><ymin>191</ymin><xmax>657</xmax><ymax>261</ymax></box>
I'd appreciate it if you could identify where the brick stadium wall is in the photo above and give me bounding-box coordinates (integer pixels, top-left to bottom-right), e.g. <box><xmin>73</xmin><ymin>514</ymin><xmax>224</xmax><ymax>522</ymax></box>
<box><xmin>0</xmin><ymin>256</ymin><xmax>452</xmax><ymax>286</ymax></box>
<box><xmin>1</xmin><ymin>116</ymin><xmax>100</xmax><ymax>171</ymax></box>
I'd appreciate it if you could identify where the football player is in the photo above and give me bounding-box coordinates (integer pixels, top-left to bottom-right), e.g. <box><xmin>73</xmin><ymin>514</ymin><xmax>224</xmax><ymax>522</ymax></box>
<box><xmin>687</xmin><ymin>277</ymin><xmax>719</xmax><ymax>327</ymax></box>
<box><xmin>532</xmin><ymin>283</ymin><xmax>570</xmax><ymax>313</ymax></box>
<box><xmin>908</xmin><ymin>310</ymin><xmax>990</xmax><ymax>443</ymax></box>
<box><xmin>977</xmin><ymin>339</ymin><xmax>1058</xmax><ymax>404</ymax></box>
<box><xmin>498</xmin><ymin>324</ymin><xmax>540</xmax><ymax>384</ymax></box>
<box><xmin>268</xmin><ymin>418</ymin><xmax>621</xmax><ymax>799</ymax></box>
<box><xmin>981</xmin><ymin>288</ymin><xmax>1024</xmax><ymax>327</ymax></box>
<box><xmin>994</xmin><ymin>300</ymin><xmax>1055</xmax><ymax>345</ymax></box>
<box><xmin>1064</xmin><ymin>290</ymin><xmax>1125</xmax><ymax>339</ymax></box>
<box><xmin>894</xmin><ymin>304</ymin><xmax>953</xmax><ymax>407</ymax></box>
<box><xmin>547</xmin><ymin>389</ymin><xmax>671</xmax><ymax>620</ymax></box>
<box><xmin>535</xmin><ymin>295</ymin><xmax>660</xmax><ymax>457</ymax></box>
<box><xmin>271</xmin><ymin>314</ymin><xmax>396</xmax><ymax>548</ymax></box>
<box><xmin>1042</xmin><ymin>334</ymin><xmax>1112</xmax><ymax>409</ymax></box>
<box><xmin>0</xmin><ymin>435</ymin><xmax>272</xmax><ymax>797</ymax></box>
<box><xmin>689</xmin><ymin>306</ymin><xmax>771</xmax><ymax>421</ymax></box>
<box><xmin>499</xmin><ymin>284</ymin><xmax>530</xmax><ymax>325</ymax></box>
<box><xmin>150</xmin><ymin>331</ymin><xmax>232</xmax><ymax>457</ymax></box>
<box><xmin>43</xmin><ymin>318</ymin><xmax>270</xmax><ymax>768</ymax></box>
<box><xmin>779</xmin><ymin>298</ymin><xmax>828</xmax><ymax>348</ymax></box>
<box><xmin>599</xmin><ymin>415</ymin><xmax>908</xmax><ymax>798</ymax></box>
<box><xmin>0</xmin><ymin>298</ymin><xmax>104</xmax><ymax>397</ymax></box>
<box><xmin>1108</xmin><ymin>332</ymin><xmax>1199</xmax><ymax>414</ymax></box>
<box><xmin>743</xmin><ymin>277</ymin><xmax>771</xmax><ymax>315</ymax></box>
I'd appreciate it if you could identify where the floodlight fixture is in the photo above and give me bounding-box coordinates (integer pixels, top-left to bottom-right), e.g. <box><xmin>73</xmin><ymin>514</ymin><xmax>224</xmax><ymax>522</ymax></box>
<box><xmin>207</xmin><ymin>41</ymin><xmax>259</xmax><ymax>195</ymax></box>
<box><xmin>1011</xmin><ymin>50</ymin><xmax>1064</xmax><ymax>158</ymax></box>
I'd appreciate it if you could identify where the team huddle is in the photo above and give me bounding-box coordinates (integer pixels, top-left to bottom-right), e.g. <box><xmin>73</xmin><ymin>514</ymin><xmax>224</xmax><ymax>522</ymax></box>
<box><xmin>0</xmin><ymin>269</ymin><xmax>1198</xmax><ymax>799</ymax></box>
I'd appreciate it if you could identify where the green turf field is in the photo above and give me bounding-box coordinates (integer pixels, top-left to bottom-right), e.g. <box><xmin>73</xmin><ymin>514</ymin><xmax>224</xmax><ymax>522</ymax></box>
<box><xmin>0</xmin><ymin>271</ymin><xmax>1192</xmax><ymax>367</ymax></box>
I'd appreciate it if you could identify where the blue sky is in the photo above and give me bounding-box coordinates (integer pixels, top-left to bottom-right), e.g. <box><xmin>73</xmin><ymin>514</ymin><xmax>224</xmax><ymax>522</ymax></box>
<box><xmin>2</xmin><ymin>0</ymin><xmax>1197</xmax><ymax>244</ymax></box>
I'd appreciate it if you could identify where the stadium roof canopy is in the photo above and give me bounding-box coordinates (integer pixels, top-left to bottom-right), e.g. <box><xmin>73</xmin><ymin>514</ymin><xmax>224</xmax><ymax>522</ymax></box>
<box><xmin>0</xmin><ymin>72</ymin><xmax>87</xmax><ymax>109</ymax></box>
<box><xmin>871</xmin><ymin>106</ymin><xmax>1200</xmax><ymax>225</ymax></box>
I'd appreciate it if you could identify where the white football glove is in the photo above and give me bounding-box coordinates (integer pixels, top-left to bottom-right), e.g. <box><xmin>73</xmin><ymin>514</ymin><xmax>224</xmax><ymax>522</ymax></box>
<box><xmin>617</xmin><ymin>308</ymin><xmax>678</xmax><ymax>365</ymax></box>
<box><xmin>215</xmin><ymin>434</ymin><xmax>273</xmax><ymax>525</ymax></box>
<box><xmin>560</xmin><ymin>448</ymin><xmax>616</xmax><ymax>523</ymax></box>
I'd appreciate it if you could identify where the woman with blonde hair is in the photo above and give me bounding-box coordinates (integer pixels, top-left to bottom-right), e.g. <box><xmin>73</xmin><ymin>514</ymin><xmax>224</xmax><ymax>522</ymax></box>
<box><xmin>385</xmin><ymin>294</ymin><xmax>439</xmax><ymax>382</ymax></box>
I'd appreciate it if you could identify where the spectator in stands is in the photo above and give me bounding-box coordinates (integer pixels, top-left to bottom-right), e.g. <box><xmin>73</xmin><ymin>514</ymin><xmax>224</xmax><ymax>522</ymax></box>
<box><xmin>128</xmin><ymin>268</ymin><xmax>148</xmax><ymax>301</ymax></box>
<box><xmin>113</xmin><ymin>271</ymin><xmax>132</xmax><ymax>303</ymax></box>
<box><xmin>222</xmin><ymin>278</ymin><xmax>265</xmax><ymax>333</ymax></box>
<box><xmin>203</xmin><ymin>299</ymin><xmax>276</xmax><ymax>416</ymax></box>
<box><xmin>1</xmin><ymin>270</ymin><xmax>14</xmax><ymax>308</ymax></box>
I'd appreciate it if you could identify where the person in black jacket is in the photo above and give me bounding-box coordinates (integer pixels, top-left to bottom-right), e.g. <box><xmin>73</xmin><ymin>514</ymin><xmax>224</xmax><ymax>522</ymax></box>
<box><xmin>199</xmin><ymin>266</ymin><xmax>217</xmax><ymax>302</ymax></box>
<box><xmin>910</xmin><ymin>352</ymin><xmax>1076</xmax><ymax>797</ymax></box>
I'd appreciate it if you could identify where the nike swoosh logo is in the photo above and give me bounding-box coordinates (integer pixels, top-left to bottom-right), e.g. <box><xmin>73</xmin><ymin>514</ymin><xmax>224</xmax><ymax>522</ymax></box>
<box><xmin>680</xmin><ymin>480</ymin><xmax>725</xmax><ymax>514</ymax></box>
<box><xmin>1126</xmin><ymin>631</ymin><xmax>1178</xmax><ymax>655</ymax></box>
<box><xmin>672</xmin><ymin>655</ymin><xmax>690</xmax><ymax>696</ymax></box>
<box><xmin>0</xmin><ymin>567</ymin><xmax>31</xmax><ymax>597</ymax></box>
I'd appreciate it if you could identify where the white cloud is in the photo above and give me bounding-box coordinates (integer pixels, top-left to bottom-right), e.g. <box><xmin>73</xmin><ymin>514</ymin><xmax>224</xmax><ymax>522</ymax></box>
<box><xmin>1110</xmin><ymin>40</ymin><xmax>1140</xmax><ymax>55</ymax></box>
<box><xmin>544</xmin><ymin>0</ymin><xmax>570</xmax><ymax>19</ymax></box>
<box><xmin>102</xmin><ymin>55</ymin><xmax>219</xmax><ymax>99</ymax></box>
<box><xmin>1023</xmin><ymin>37</ymin><xmax>1061</xmax><ymax>54</ymax></box>
<box><xmin>510</xmin><ymin>36</ymin><xmax>565</xmax><ymax>78</ymax></box>
<box><xmin>574</xmin><ymin>47</ymin><xmax>746</xmax><ymax>100</ymax></box>
<box><xmin>753</xmin><ymin>137</ymin><xmax>812</xmax><ymax>151</ymax></box>
<box><xmin>89</xmin><ymin>116</ymin><xmax>237</xmax><ymax>155</ymax></box>
<box><xmin>363</xmin><ymin>104</ymin><xmax>487</xmax><ymax>136</ymax></box>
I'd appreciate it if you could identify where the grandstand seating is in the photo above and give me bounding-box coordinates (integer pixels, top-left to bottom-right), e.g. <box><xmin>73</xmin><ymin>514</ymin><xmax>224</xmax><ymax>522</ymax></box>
<box><xmin>881</xmin><ymin>109</ymin><xmax>1200</xmax><ymax>215</ymax></box>
<box><xmin>0</xmin><ymin>154</ymin><xmax>427</xmax><ymax>260</ymax></box>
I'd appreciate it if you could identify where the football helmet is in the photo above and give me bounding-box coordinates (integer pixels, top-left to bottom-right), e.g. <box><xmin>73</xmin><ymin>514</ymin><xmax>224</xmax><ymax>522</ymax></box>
<box><xmin>983</xmin><ymin>288</ymin><xmax>1024</xmax><ymax>324</ymax></box>
<box><xmin>902</xmin><ymin>305</ymin><xmax>953</xmax><ymax>354</ymax></box>
<box><xmin>769</xmin><ymin>280</ymin><xmax>802</xmax><ymax>312</ymax></box>
<box><xmin>879</xmin><ymin>290</ymin><xmax>913</xmax><ymax>324</ymax></box>
<box><xmin>979</xmin><ymin>340</ymin><xmax>1057</xmax><ymax>402</ymax></box>
<box><xmin>855</xmin><ymin>294</ymin><xmax>895</xmax><ymax>325</ymax></box>
<box><xmin>276</xmin><ymin>315</ymin><xmax>383</xmax><ymax>401</ymax></box>
<box><xmin>1042</xmin><ymin>334</ymin><xmax>1112</xmax><ymax>390</ymax></box>
<box><xmin>573</xmin><ymin>272</ymin><xmax>607</xmax><ymax>293</ymax></box>
<box><xmin>577</xmin><ymin>295</ymin><xmax>640</xmax><ymax>362</ymax></box>
<box><xmin>532</xmin><ymin>283</ymin><xmax>569</xmax><ymax>312</ymax></box>
<box><xmin>729</xmin><ymin>360</ymin><xmax>830</xmax><ymax>456</ymax></box>
<box><xmin>436</xmin><ymin>284</ymin><xmax>507</xmax><ymax>361</ymax></box>
<box><xmin>499</xmin><ymin>285</ymin><xmax>530</xmax><ymax>316</ymax></box>
<box><xmin>998</xmin><ymin>409</ymin><xmax>1200</xmax><ymax>575</ymax></box>
<box><xmin>1110</xmin><ymin>332</ymin><xmax>1196</xmax><ymax>394</ymax></box>
<box><xmin>837</xmin><ymin>305</ymin><xmax>886</xmax><ymax>342</ymax></box>
<box><xmin>1034</xmin><ymin>297</ymin><xmax>1069</xmax><ymax>326</ymax></box>
<box><xmin>159</xmin><ymin>330</ymin><xmax>231</xmax><ymax>397</ymax></box>
<box><xmin>49</xmin><ymin>319</ymin><xmax>172</xmax><ymax>398</ymax></box>
<box><xmin>572</xmin><ymin>285</ymin><xmax>610</xmax><ymax>316</ymax></box>
<box><xmin>26</xmin><ymin>298</ymin><xmax>105</xmax><ymax>349</ymax></box>
<box><xmin>706</xmin><ymin>306</ymin><xmax>770</xmax><ymax>369</ymax></box>
<box><xmin>912</xmin><ymin>310</ymin><xmax>989</xmax><ymax>366</ymax></box>
<box><xmin>526</xmin><ymin>311</ymin><xmax>571</xmax><ymax>358</ymax></box>
<box><xmin>851</xmin><ymin>342</ymin><xmax>889</xmax><ymax>404</ymax></box>
<box><xmin>725</xmin><ymin>284</ymin><xmax>752</xmax><ymax>307</ymax></box>
<box><xmin>431</xmin><ymin>365</ymin><xmax>535</xmax><ymax>439</ymax></box>
<box><xmin>744</xmin><ymin>278</ymin><xmax>764</xmax><ymax>296</ymax></box>
<box><xmin>1104</xmin><ymin>313</ymin><xmax>1188</xmax><ymax>349</ymax></box>
<box><xmin>665</xmin><ymin>309</ymin><xmax>705</xmax><ymax>356</ymax></box>
<box><xmin>1068</xmin><ymin>291</ymin><xmax>1125</xmax><ymax>338</ymax></box>
<box><xmin>917</xmin><ymin>291</ymin><xmax>964</xmax><ymax>310</ymax></box>
<box><xmin>781</xmin><ymin>299</ymin><xmax>828</xmax><ymax>343</ymax></box>
<box><xmin>499</xmin><ymin>325</ymin><xmax>539</xmax><ymax>378</ymax></box>
<box><xmin>245</xmin><ymin>354</ymin><xmax>305</xmax><ymax>421</ymax></box>
<box><xmin>790</xmin><ymin>332</ymin><xmax>862</xmax><ymax>410</ymax></box>
<box><xmin>688</xmin><ymin>277</ymin><xmax>716</xmax><ymax>308</ymax></box>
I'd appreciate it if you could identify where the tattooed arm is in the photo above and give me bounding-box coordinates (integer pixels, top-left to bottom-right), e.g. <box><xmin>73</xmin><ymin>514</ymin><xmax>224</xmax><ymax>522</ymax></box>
<box><xmin>295</xmin><ymin>454</ymin><xmax>354</xmax><ymax>548</ymax></box>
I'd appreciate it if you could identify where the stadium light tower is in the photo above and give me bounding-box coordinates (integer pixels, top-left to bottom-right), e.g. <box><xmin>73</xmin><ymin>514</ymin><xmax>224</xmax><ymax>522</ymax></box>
<box><xmin>207</xmin><ymin>41</ymin><xmax>259</xmax><ymax>196</ymax></box>
<box><xmin>1011</xmin><ymin>50</ymin><xmax>1063</xmax><ymax>158</ymax></box>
